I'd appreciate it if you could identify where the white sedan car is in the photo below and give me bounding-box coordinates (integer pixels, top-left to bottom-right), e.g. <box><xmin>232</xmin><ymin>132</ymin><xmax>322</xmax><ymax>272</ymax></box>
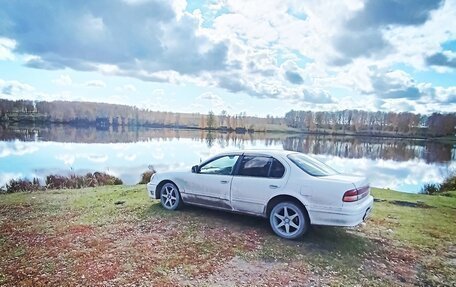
<box><xmin>147</xmin><ymin>150</ymin><xmax>373</xmax><ymax>239</ymax></box>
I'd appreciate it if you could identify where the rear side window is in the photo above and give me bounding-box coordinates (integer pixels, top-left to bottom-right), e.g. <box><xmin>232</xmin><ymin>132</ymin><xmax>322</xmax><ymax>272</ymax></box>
<box><xmin>270</xmin><ymin>159</ymin><xmax>285</xmax><ymax>178</ymax></box>
<box><xmin>237</xmin><ymin>156</ymin><xmax>285</xmax><ymax>178</ymax></box>
<box><xmin>238</xmin><ymin>156</ymin><xmax>271</xmax><ymax>177</ymax></box>
<box><xmin>287</xmin><ymin>153</ymin><xmax>338</xmax><ymax>176</ymax></box>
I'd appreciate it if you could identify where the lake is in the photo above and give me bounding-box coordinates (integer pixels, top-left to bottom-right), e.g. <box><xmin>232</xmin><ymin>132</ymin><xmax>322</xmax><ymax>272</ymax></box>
<box><xmin>0</xmin><ymin>125</ymin><xmax>455</xmax><ymax>193</ymax></box>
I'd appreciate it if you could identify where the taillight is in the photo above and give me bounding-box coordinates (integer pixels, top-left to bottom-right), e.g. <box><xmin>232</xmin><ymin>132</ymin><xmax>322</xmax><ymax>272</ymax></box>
<box><xmin>343</xmin><ymin>186</ymin><xmax>370</xmax><ymax>202</ymax></box>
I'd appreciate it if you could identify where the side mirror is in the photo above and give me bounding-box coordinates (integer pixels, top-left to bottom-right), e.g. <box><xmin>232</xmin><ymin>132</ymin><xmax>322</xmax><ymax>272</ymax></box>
<box><xmin>191</xmin><ymin>165</ymin><xmax>199</xmax><ymax>173</ymax></box>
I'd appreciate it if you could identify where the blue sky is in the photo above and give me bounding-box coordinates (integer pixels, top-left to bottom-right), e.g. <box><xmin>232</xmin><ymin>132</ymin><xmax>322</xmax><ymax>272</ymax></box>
<box><xmin>0</xmin><ymin>0</ymin><xmax>455</xmax><ymax>116</ymax></box>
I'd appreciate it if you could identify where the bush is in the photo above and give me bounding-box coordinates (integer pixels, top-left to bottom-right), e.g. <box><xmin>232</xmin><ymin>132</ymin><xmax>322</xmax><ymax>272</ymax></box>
<box><xmin>1</xmin><ymin>172</ymin><xmax>123</xmax><ymax>193</ymax></box>
<box><xmin>46</xmin><ymin>172</ymin><xmax>123</xmax><ymax>189</ymax></box>
<box><xmin>421</xmin><ymin>183</ymin><xmax>440</xmax><ymax>195</ymax></box>
<box><xmin>440</xmin><ymin>174</ymin><xmax>456</xmax><ymax>192</ymax></box>
<box><xmin>421</xmin><ymin>173</ymin><xmax>456</xmax><ymax>195</ymax></box>
<box><xmin>2</xmin><ymin>178</ymin><xmax>42</xmax><ymax>193</ymax></box>
<box><xmin>139</xmin><ymin>169</ymin><xmax>156</xmax><ymax>184</ymax></box>
<box><xmin>93</xmin><ymin>172</ymin><xmax>123</xmax><ymax>186</ymax></box>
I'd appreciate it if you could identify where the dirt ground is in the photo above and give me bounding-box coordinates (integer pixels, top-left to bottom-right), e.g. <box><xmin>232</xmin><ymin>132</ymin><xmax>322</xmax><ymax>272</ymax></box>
<box><xmin>0</xmin><ymin>186</ymin><xmax>455</xmax><ymax>286</ymax></box>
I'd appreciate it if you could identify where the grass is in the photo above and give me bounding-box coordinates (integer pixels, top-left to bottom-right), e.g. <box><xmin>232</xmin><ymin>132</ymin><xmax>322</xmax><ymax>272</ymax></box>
<box><xmin>0</xmin><ymin>186</ymin><xmax>455</xmax><ymax>286</ymax></box>
<box><xmin>370</xmin><ymin>189</ymin><xmax>456</xmax><ymax>248</ymax></box>
<box><xmin>368</xmin><ymin>189</ymin><xmax>456</xmax><ymax>286</ymax></box>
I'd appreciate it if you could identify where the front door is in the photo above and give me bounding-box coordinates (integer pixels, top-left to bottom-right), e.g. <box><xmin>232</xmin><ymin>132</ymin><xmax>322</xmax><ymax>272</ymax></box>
<box><xmin>184</xmin><ymin>155</ymin><xmax>240</xmax><ymax>210</ymax></box>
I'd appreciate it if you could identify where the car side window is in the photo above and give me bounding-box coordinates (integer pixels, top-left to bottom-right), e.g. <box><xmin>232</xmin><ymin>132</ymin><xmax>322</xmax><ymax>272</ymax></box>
<box><xmin>270</xmin><ymin>158</ymin><xmax>285</xmax><ymax>178</ymax></box>
<box><xmin>238</xmin><ymin>156</ymin><xmax>271</xmax><ymax>177</ymax></box>
<box><xmin>199</xmin><ymin>155</ymin><xmax>239</xmax><ymax>175</ymax></box>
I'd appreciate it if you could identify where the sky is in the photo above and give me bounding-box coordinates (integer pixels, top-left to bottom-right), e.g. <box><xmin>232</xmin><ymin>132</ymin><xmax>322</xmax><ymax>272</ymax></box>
<box><xmin>0</xmin><ymin>0</ymin><xmax>455</xmax><ymax>117</ymax></box>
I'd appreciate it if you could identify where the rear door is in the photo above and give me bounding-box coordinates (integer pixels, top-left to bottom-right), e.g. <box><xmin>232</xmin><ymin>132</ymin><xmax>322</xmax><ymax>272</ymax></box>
<box><xmin>230</xmin><ymin>155</ymin><xmax>289</xmax><ymax>215</ymax></box>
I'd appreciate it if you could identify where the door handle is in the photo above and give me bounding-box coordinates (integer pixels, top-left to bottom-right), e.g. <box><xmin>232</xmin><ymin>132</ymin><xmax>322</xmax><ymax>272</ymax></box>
<box><xmin>220</xmin><ymin>180</ymin><xmax>229</xmax><ymax>184</ymax></box>
<box><xmin>269</xmin><ymin>185</ymin><xmax>279</xmax><ymax>189</ymax></box>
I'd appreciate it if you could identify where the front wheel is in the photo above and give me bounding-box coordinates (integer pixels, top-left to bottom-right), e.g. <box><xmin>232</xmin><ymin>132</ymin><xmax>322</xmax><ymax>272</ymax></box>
<box><xmin>269</xmin><ymin>202</ymin><xmax>309</xmax><ymax>239</ymax></box>
<box><xmin>160</xmin><ymin>182</ymin><xmax>182</xmax><ymax>210</ymax></box>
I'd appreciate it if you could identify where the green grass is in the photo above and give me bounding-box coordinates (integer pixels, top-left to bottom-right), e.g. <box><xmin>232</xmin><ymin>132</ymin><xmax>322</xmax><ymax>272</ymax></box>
<box><xmin>68</xmin><ymin>185</ymin><xmax>150</xmax><ymax>224</ymax></box>
<box><xmin>370</xmin><ymin>189</ymin><xmax>456</xmax><ymax>248</ymax></box>
<box><xmin>369</xmin><ymin>189</ymin><xmax>456</xmax><ymax>286</ymax></box>
<box><xmin>0</xmin><ymin>186</ymin><xmax>455</xmax><ymax>286</ymax></box>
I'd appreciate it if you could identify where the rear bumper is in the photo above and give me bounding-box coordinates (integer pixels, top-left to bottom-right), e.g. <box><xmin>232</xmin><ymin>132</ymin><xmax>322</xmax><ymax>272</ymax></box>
<box><xmin>146</xmin><ymin>182</ymin><xmax>157</xmax><ymax>199</ymax></box>
<box><xmin>308</xmin><ymin>195</ymin><xmax>374</xmax><ymax>227</ymax></box>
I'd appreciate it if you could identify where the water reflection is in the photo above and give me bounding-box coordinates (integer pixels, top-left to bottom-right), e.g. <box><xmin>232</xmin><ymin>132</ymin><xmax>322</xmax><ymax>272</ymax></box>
<box><xmin>0</xmin><ymin>125</ymin><xmax>454</xmax><ymax>193</ymax></box>
<box><xmin>283</xmin><ymin>136</ymin><xmax>455</xmax><ymax>163</ymax></box>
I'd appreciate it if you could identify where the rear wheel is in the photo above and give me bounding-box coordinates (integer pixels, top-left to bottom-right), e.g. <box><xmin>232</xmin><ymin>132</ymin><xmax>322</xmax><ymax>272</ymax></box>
<box><xmin>160</xmin><ymin>182</ymin><xmax>182</xmax><ymax>210</ymax></box>
<box><xmin>269</xmin><ymin>202</ymin><xmax>308</xmax><ymax>239</ymax></box>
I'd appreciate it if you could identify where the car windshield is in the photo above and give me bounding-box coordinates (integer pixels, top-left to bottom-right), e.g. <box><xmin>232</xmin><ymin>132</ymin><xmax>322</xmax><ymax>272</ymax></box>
<box><xmin>287</xmin><ymin>153</ymin><xmax>338</xmax><ymax>177</ymax></box>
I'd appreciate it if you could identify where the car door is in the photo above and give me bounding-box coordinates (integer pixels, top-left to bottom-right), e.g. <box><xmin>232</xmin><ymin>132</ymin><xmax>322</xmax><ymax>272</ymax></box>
<box><xmin>230</xmin><ymin>155</ymin><xmax>289</xmax><ymax>215</ymax></box>
<box><xmin>184</xmin><ymin>154</ymin><xmax>240</xmax><ymax>210</ymax></box>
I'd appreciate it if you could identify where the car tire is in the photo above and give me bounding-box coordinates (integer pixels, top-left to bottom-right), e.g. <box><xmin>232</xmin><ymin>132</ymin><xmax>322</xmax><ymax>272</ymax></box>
<box><xmin>269</xmin><ymin>201</ymin><xmax>309</xmax><ymax>239</ymax></box>
<box><xmin>160</xmin><ymin>182</ymin><xmax>182</xmax><ymax>210</ymax></box>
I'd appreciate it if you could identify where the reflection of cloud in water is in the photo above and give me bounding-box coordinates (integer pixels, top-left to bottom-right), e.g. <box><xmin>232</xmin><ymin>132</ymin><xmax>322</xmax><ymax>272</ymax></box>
<box><xmin>55</xmin><ymin>154</ymin><xmax>76</xmax><ymax>165</ymax></box>
<box><xmin>317</xmin><ymin>155</ymin><xmax>452</xmax><ymax>193</ymax></box>
<box><xmin>120</xmin><ymin>153</ymin><xmax>137</xmax><ymax>161</ymax></box>
<box><xmin>0</xmin><ymin>140</ymin><xmax>39</xmax><ymax>158</ymax></box>
<box><xmin>0</xmin><ymin>172</ymin><xmax>23</xmax><ymax>188</ymax></box>
<box><xmin>111</xmin><ymin>143</ymin><xmax>130</xmax><ymax>151</ymax></box>
<box><xmin>62</xmin><ymin>144</ymin><xmax>74</xmax><ymax>150</ymax></box>
<box><xmin>56</xmin><ymin>153</ymin><xmax>108</xmax><ymax>164</ymax></box>
<box><xmin>151</xmin><ymin>147</ymin><xmax>164</xmax><ymax>160</ymax></box>
<box><xmin>87</xmin><ymin>154</ymin><xmax>108</xmax><ymax>163</ymax></box>
<box><xmin>105</xmin><ymin>165</ymin><xmax>145</xmax><ymax>185</ymax></box>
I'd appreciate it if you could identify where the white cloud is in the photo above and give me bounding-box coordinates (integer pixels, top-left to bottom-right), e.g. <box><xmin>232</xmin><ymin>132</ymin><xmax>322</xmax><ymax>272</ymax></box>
<box><xmin>434</xmin><ymin>86</ymin><xmax>456</xmax><ymax>104</ymax></box>
<box><xmin>116</xmin><ymin>84</ymin><xmax>137</xmax><ymax>93</ymax></box>
<box><xmin>196</xmin><ymin>92</ymin><xmax>225</xmax><ymax>111</ymax></box>
<box><xmin>53</xmin><ymin>74</ymin><xmax>72</xmax><ymax>86</ymax></box>
<box><xmin>1</xmin><ymin>0</ymin><xmax>229</xmax><ymax>75</ymax></box>
<box><xmin>0</xmin><ymin>79</ymin><xmax>35</xmax><ymax>97</ymax></box>
<box><xmin>198</xmin><ymin>92</ymin><xmax>221</xmax><ymax>101</ymax></box>
<box><xmin>85</xmin><ymin>80</ymin><xmax>106</xmax><ymax>87</ymax></box>
<box><xmin>0</xmin><ymin>37</ymin><xmax>16</xmax><ymax>60</ymax></box>
<box><xmin>96</xmin><ymin>64</ymin><xmax>120</xmax><ymax>74</ymax></box>
<box><xmin>151</xmin><ymin>88</ymin><xmax>164</xmax><ymax>98</ymax></box>
<box><xmin>382</xmin><ymin>0</ymin><xmax>456</xmax><ymax>69</ymax></box>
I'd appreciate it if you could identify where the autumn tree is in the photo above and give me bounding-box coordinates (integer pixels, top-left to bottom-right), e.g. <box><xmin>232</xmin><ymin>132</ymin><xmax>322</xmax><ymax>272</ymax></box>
<box><xmin>206</xmin><ymin>111</ymin><xmax>216</xmax><ymax>130</ymax></box>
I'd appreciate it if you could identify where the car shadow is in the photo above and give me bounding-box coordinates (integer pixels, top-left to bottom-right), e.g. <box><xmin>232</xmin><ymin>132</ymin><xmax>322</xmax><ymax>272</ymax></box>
<box><xmin>179</xmin><ymin>204</ymin><xmax>269</xmax><ymax>230</ymax></box>
<box><xmin>143</xmin><ymin>201</ymin><xmax>377</xmax><ymax>259</ymax></box>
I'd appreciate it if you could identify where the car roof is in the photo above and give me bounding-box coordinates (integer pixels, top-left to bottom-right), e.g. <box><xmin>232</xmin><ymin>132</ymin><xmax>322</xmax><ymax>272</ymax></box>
<box><xmin>215</xmin><ymin>149</ymin><xmax>296</xmax><ymax>157</ymax></box>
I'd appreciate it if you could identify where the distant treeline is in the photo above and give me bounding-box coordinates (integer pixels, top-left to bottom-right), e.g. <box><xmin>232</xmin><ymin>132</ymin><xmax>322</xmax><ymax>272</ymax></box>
<box><xmin>0</xmin><ymin>99</ymin><xmax>285</xmax><ymax>132</ymax></box>
<box><xmin>284</xmin><ymin>110</ymin><xmax>456</xmax><ymax>137</ymax></box>
<box><xmin>1</xmin><ymin>100</ymin><xmax>455</xmax><ymax>137</ymax></box>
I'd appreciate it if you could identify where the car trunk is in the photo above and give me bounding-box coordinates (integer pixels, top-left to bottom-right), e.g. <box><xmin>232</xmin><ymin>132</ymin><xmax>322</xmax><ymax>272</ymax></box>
<box><xmin>323</xmin><ymin>174</ymin><xmax>370</xmax><ymax>204</ymax></box>
<box><xmin>323</xmin><ymin>174</ymin><xmax>369</xmax><ymax>188</ymax></box>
